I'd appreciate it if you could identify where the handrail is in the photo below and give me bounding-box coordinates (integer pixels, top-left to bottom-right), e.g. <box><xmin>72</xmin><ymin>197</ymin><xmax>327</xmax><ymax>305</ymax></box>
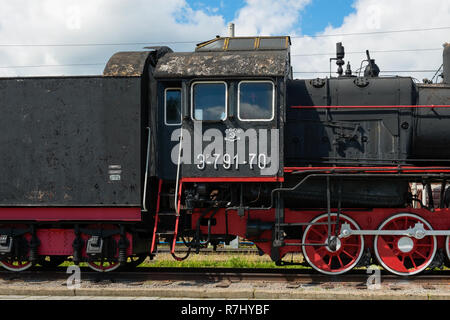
<box><xmin>174</xmin><ymin>128</ymin><xmax>184</xmax><ymax>214</ymax></box>
<box><xmin>142</xmin><ymin>127</ymin><xmax>151</xmax><ymax>212</ymax></box>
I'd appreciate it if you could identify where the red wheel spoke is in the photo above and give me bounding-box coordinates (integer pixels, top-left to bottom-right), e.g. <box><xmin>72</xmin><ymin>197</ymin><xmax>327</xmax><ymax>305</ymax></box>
<box><xmin>88</xmin><ymin>260</ymin><xmax>120</xmax><ymax>272</ymax></box>
<box><xmin>307</xmin><ymin>239</ymin><xmax>324</xmax><ymax>244</ymax></box>
<box><xmin>337</xmin><ymin>255</ymin><xmax>344</xmax><ymax>268</ymax></box>
<box><xmin>408</xmin><ymin>255</ymin><xmax>417</xmax><ymax>269</ymax></box>
<box><xmin>375</xmin><ymin>214</ymin><xmax>436</xmax><ymax>276</ymax></box>
<box><xmin>413</xmin><ymin>250</ymin><xmax>428</xmax><ymax>260</ymax></box>
<box><xmin>303</xmin><ymin>214</ymin><xmax>363</xmax><ymax>275</ymax></box>
<box><xmin>310</xmin><ymin>228</ymin><xmax>325</xmax><ymax>238</ymax></box>
<box><xmin>315</xmin><ymin>246</ymin><xmax>328</xmax><ymax>255</ymax></box>
<box><xmin>392</xmin><ymin>220</ymin><xmax>400</xmax><ymax>230</ymax></box>
<box><xmin>341</xmin><ymin>250</ymin><xmax>353</xmax><ymax>259</ymax></box>
<box><xmin>341</xmin><ymin>243</ymin><xmax>360</xmax><ymax>247</ymax></box>
<box><xmin>327</xmin><ymin>256</ymin><xmax>333</xmax><ymax>267</ymax></box>
<box><xmin>0</xmin><ymin>259</ymin><xmax>32</xmax><ymax>272</ymax></box>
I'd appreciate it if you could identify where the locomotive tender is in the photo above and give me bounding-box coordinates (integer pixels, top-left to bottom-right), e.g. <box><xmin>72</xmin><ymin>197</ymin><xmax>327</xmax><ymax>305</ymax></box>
<box><xmin>0</xmin><ymin>34</ymin><xmax>449</xmax><ymax>275</ymax></box>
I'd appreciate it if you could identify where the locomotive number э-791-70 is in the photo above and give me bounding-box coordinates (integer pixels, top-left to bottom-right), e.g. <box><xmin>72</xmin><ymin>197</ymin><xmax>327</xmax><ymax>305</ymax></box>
<box><xmin>196</xmin><ymin>153</ymin><xmax>267</xmax><ymax>170</ymax></box>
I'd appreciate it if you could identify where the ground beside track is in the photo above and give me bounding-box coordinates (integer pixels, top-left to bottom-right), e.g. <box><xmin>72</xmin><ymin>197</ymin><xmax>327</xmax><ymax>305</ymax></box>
<box><xmin>0</xmin><ymin>275</ymin><xmax>448</xmax><ymax>300</ymax></box>
<box><xmin>0</xmin><ymin>271</ymin><xmax>448</xmax><ymax>300</ymax></box>
<box><xmin>0</xmin><ymin>252</ymin><xmax>448</xmax><ymax>300</ymax></box>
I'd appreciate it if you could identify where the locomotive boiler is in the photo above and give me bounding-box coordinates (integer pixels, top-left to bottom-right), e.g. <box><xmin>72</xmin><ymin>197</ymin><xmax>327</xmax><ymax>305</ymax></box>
<box><xmin>0</xmin><ymin>35</ymin><xmax>448</xmax><ymax>276</ymax></box>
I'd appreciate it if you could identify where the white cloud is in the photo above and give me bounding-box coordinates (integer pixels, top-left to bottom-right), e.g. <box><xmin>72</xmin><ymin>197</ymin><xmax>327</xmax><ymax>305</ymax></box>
<box><xmin>0</xmin><ymin>0</ymin><xmax>448</xmax><ymax>81</ymax></box>
<box><xmin>0</xmin><ymin>0</ymin><xmax>227</xmax><ymax>76</ymax></box>
<box><xmin>233</xmin><ymin>0</ymin><xmax>311</xmax><ymax>36</ymax></box>
<box><xmin>290</xmin><ymin>0</ymin><xmax>450</xmax><ymax>81</ymax></box>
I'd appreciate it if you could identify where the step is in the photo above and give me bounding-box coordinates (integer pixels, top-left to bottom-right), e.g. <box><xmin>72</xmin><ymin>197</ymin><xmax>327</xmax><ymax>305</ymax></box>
<box><xmin>156</xmin><ymin>231</ymin><xmax>176</xmax><ymax>236</ymax></box>
<box><xmin>157</xmin><ymin>212</ymin><xmax>178</xmax><ymax>216</ymax></box>
<box><xmin>159</xmin><ymin>193</ymin><xmax>175</xmax><ymax>197</ymax></box>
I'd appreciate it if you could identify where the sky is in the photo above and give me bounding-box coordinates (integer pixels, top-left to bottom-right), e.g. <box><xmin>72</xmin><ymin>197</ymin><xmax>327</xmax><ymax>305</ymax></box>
<box><xmin>0</xmin><ymin>0</ymin><xmax>449</xmax><ymax>81</ymax></box>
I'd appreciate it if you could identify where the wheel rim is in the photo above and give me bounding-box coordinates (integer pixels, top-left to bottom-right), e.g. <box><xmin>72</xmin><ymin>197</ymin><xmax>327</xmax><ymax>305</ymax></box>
<box><xmin>374</xmin><ymin>213</ymin><xmax>436</xmax><ymax>276</ymax></box>
<box><xmin>0</xmin><ymin>259</ymin><xmax>33</xmax><ymax>272</ymax></box>
<box><xmin>87</xmin><ymin>260</ymin><xmax>120</xmax><ymax>272</ymax></box>
<box><xmin>446</xmin><ymin>236</ymin><xmax>450</xmax><ymax>263</ymax></box>
<box><xmin>302</xmin><ymin>213</ymin><xmax>364</xmax><ymax>275</ymax></box>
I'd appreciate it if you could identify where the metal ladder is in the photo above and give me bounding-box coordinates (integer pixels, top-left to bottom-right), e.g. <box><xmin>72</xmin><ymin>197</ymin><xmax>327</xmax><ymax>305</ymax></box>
<box><xmin>150</xmin><ymin>180</ymin><xmax>180</xmax><ymax>254</ymax></box>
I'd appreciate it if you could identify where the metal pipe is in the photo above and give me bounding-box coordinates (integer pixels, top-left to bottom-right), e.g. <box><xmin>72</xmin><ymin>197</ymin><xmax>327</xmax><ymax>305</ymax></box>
<box><xmin>224</xmin><ymin>171</ymin><xmax>450</xmax><ymax>213</ymax></box>
<box><xmin>228</xmin><ymin>23</ymin><xmax>235</xmax><ymax>37</ymax></box>
<box><xmin>326</xmin><ymin>176</ymin><xmax>332</xmax><ymax>243</ymax></box>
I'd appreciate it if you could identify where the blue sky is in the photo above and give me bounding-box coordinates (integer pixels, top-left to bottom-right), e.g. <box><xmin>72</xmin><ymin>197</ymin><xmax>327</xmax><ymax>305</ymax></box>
<box><xmin>186</xmin><ymin>0</ymin><xmax>356</xmax><ymax>36</ymax></box>
<box><xmin>187</xmin><ymin>0</ymin><xmax>239</xmax><ymax>21</ymax></box>
<box><xmin>299</xmin><ymin>0</ymin><xmax>356</xmax><ymax>35</ymax></box>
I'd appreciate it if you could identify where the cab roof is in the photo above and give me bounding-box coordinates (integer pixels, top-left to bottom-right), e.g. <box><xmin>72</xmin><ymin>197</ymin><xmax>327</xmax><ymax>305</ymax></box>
<box><xmin>154</xmin><ymin>36</ymin><xmax>291</xmax><ymax>79</ymax></box>
<box><xmin>195</xmin><ymin>36</ymin><xmax>291</xmax><ymax>52</ymax></box>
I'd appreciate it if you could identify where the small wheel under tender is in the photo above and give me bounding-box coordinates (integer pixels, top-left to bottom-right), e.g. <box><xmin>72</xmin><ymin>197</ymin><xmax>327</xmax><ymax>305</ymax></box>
<box><xmin>87</xmin><ymin>259</ymin><xmax>121</xmax><ymax>272</ymax></box>
<box><xmin>302</xmin><ymin>213</ymin><xmax>364</xmax><ymax>275</ymax></box>
<box><xmin>0</xmin><ymin>259</ymin><xmax>33</xmax><ymax>272</ymax></box>
<box><xmin>374</xmin><ymin>213</ymin><xmax>437</xmax><ymax>276</ymax></box>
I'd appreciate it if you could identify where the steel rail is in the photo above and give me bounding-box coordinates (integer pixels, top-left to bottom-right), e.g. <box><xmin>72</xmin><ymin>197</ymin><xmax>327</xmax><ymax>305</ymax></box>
<box><xmin>0</xmin><ymin>267</ymin><xmax>448</xmax><ymax>285</ymax></box>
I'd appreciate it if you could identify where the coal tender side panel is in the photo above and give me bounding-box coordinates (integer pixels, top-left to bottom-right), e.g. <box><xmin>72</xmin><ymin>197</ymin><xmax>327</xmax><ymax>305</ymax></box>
<box><xmin>0</xmin><ymin>77</ymin><xmax>141</xmax><ymax>206</ymax></box>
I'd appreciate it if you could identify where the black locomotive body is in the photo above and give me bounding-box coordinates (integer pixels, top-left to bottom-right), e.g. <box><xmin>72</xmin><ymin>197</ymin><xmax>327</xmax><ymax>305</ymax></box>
<box><xmin>0</xmin><ymin>36</ymin><xmax>448</xmax><ymax>276</ymax></box>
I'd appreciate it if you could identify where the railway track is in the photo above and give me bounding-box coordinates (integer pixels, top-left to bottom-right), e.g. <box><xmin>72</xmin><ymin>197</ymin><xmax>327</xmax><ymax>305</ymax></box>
<box><xmin>0</xmin><ymin>267</ymin><xmax>448</xmax><ymax>285</ymax></box>
<box><xmin>0</xmin><ymin>267</ymin><xmax>447</xmax><ymax>300</ymax></box>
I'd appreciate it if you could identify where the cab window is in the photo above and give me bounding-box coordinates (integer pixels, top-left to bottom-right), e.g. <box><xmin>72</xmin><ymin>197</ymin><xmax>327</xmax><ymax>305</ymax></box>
<box><xmin>192</xmin><ymin>82</ymin><xmax>227</xmax><ymax>121</ymax></box>
<box><xmin>165</xmin><ymin>88</ymin><xmax>181</xmax><ymax>125</ymax></box>
<box><xmin>238</xmin><ymin>81</ymin><xmax>274</xmax><ymax>121</ymax></box>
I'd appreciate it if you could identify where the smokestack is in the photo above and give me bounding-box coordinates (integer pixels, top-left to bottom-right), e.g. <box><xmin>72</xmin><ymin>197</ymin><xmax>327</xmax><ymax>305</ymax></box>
<box><xmin>444</xmin><ymin>43</ymin><xmax>450</xmax><ymax>84</ymax></box>
<box><xmin>228</xmin><ymin>23</ymin><xmax>235</xmax><ymax>37</ymax></box>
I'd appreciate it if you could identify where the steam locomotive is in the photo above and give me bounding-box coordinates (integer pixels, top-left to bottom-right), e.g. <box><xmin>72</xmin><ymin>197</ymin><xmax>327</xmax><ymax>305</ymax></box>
<box><xmin>0</xmin><ymin>34</ymin><xmax>449</xmax><ymax>276</ymax></box>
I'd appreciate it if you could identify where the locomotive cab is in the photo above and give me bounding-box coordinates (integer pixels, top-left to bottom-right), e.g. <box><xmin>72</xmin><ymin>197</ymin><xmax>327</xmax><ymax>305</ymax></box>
<box><xmin>154</xmin><ymin>36</ymin><xmax>292</xmax><ymax>209</ymax></box>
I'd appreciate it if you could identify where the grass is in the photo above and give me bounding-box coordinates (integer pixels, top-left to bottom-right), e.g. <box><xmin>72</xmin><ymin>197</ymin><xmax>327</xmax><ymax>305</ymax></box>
<box><xmin>56</xmin><ymin>251</ymin><xmax>308</xmax><ymax>269</ymax></box>
<box><xmin>140</xmin><ymin>252</ymin><xmax>310</xmax><ymax>269</ymax></box>
<box><xmin>57</xmin><ymin>245</ymin><xmax>450</xmax><ymax>271</ymax></box>
<box><xmin>55</xmin><ymin>254</ymin><xmax>450</xmax><ymax>272</ymax></box>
